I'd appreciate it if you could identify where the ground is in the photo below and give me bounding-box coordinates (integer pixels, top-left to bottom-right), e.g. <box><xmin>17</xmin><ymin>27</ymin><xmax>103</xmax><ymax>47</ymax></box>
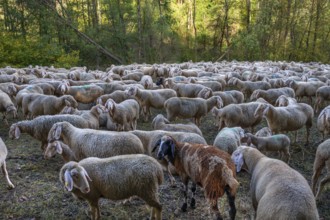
<box><xmin>0</xmin><ymin>106</ymin><xmax>329</xmax><ymax>220</ymax></box>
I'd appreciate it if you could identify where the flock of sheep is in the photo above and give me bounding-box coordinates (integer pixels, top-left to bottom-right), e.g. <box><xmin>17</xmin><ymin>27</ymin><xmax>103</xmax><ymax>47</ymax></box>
<box><xmin>0</xmin><ymin>60</ymin><xmax>329</xmax><ymax>219</ymax></box>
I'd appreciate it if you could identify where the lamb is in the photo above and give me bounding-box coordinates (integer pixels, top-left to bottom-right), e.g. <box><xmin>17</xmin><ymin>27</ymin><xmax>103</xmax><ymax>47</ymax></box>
<box><xmin>227</xmin><ymin>77</ymin><xmax>271</xmax><ymax>100</ymax></box>
<box><xmin>131</xmin><ymin>129</ymin><xmax>207</xmax><ymax>184</ymax></box>
<box><xmin>213</xmin><ymin>127</ymin><xmax>245</xmax><ymax>154</ymax></box>
<box><xmin>311</xmin><ymin>139</ymin><xmax>330</xmax><ymax>199</ymax></box>
<box><xmin>47</xmin><ymin>122</ymin><xmax>144</xmax><ymax>161</ymax></box>
<box><xmin>317</xmin><ymin>105</ymin><xmax>330</xmax><ymax>141</ymax></box>
<box><xmin>231</xmin><ymin>146</ymin><xmax>319</xmax><ymax>220</ymax></box>
<box><xmin>213</xmin><ymin>90</ymin><xmax>244</xmax><ymax>106</ymax></box>
<box><xmin>250</xmin><ymin>87</ymin><xmax>295</xmax><ymax>105</ymax></box>
<box><xmin>105</xmin><ymin>98</ymin><xmax>139</xmax><ymax>131</ymax></box>
<box><xmin>151</xmin><ymin>114</ymin><xmax>203</xmax><ymax>136</ymax></box>
<box><xmin>0</xmin><ymin>137</ymin><xmax>15</xmax><ymax>189</ymax></box>
<box><xmin>9</xmin><ymin>114</ymin><xmax>91</xmax><ymax>150</ymax></box>
<box><xmin>255</xmin><ymin>127</ymin><xmax>272</xmax><ymax>137</ymax></box>
<box><xmin>242</xmin><ymin>133</ymin><xmax>291</xmax><ymax>163</ymax></box>
<box><xmin>155</xmin><ymin>135</ymin><xmax>239</xmax><ymax>220</ymax></box>
<box><xmin>254</xmin><ymin>102</ymin><xmax>313</xmax><ymax>144</ymax></box>
<box><xmin>164</xmin><ymin>96</ymin><xmax>223</xmax><ymax>126</ymax></box>
<box><xmin>165</xmin><ymin>78</ymin><xmax>213</xmax><ymax>99</ymax></box>
<box><xmin>0</xmin><ymin>90</ymin><xmax>17</xmax><ymax>125</ymax></box>
<box><xmin>212</xmin><ymin>102</ymin><xmax>264</xmax><ymax>132</ymax></box>
<box><xmin>314</xmin><ymin>86</ymin><xmax>330</xmax><ymax>113</ymax></box>
<box><xmin>59</xmin><ymin>84</ymin><xmax>104</xmax><ymax>103</ymax></box>
<box><xmin>21</xmin><ymin>94</ymin><xmax>78</xmax><ymax>119</ymax></box>
<box><xmin>126</xmin><ymin>86</ymin><xmax>177</xmax><ymax>121</ymax></box>
<box><xmin>60</xmin><ymin>155</ymin><xmax>163</xmax><ymax>220</ymax></box>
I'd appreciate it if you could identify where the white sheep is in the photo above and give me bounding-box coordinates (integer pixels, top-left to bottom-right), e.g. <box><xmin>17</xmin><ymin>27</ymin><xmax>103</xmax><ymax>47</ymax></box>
<box><xmin>164</xmin><ymin>96</ymin><xmax>223</xmax><ymax>126</ymax></box>
<box><xmin>314</xmin><ymin>86</ymin><xmax>330</xmax><ymax>113</ymax></box>
<box><xmin>317</xmin><ymin>106</ymin><xmax>330</xmax><ymax>141</ymax></box>
<box><xmin>311</xmin><ymin>138</ymin><xmax>330</xmax><ymax>199</ymax></box>
<box><xmin>155</xmin><ymin>135</ymin><xmax>239</xmax><ymax>220</ymax></box>
<box><xmin>44</xmin><ymin>140</ymin><xmax>76</xmax><ymax>162</ymax></box>
<box><xmin>213</xmin><ymin>90</ymin><xmax>244</xmax><ymax>106</ymax></box>
<box><xmin>232</xmin><ymin>146</ymin><xmax>319</xmax><ymax>220</ymax></box>
<box><xmin>213</xmin><ymin>127</ymin><xmax>245</xmax><ymax>154</ymax></box>
<box><xmin>249</xmin><ymin>87</ymin><xmax>295</xmax><ymax>105</ymax></box>
<box><xmin>0</xmin><ymin>137</ymin><xmax>14</xmax><ymax>189</ymax></box>
<box><xmin>254</xmin><ymin>127</ymin><xmax>272</xmax><ymax>137</ymax></box>
<box><xmin>0</xmin><ymin>90</ymin><xmax>17</xmax><ymax>125</ymax></box>
<box><xmin>60</xmin><ymin>155</ymin><xmax>163</xmax><ymax>220</ymax></box>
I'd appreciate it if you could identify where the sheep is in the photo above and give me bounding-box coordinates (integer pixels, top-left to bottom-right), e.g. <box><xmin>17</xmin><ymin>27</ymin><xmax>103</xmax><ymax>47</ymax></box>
<box><xmin>250</xmin><ymin>87</ymin><xmax>295</xmax><ymax>105</ymax></box>
<box><xmin>121</xmin><ymin>71</ymin><xmax>144</xmax><ymax>81</ymax></box>
<box><xmin>254</xmin><ymin>127</ymin><xmax>272</xmax><ymax>137</ymax></box>
<box><xmin>0</xmin><ymin>137</ymin><xmax>15</xmax><ymax>189</ymax></box>
<box><xmin>188</xmin><ymin>77</ymin><xmax>223</xmax><ymax>91</ymax></box>
<box><xmin>155</xmin><ymin>135</ymin><xmax>239</xmax><ymax>220</ymax></box>
<box><xmin>164</xmin><ymin>96</ymin><xmax>223</xmax><ymax>126</ymax></box>
<box><xmin>165</xmin><ymin>78</ymin><xmax>213</xmax><ymax>99</ymax></box>
<box><xmin>151</xmin><ymin>114</ymin><xmax>203</xmax><ymax>136</ymax></box>
<box><xmin>77</xmin><ymin>104</ymin><xmax>107</xmax><ymax>129</ymax></box>
<box><xmin>314</xmin><ymin>86</ymin><xmax>330</xmax><ymax>113</ymax></box>
<box><xmin>9</xmin><ymin>114</ymin><xmax>91</xmax><ymax>150</ymax></box>
<box><xmin>59</xmin><ymin>84</ymin><xmax>104</xmax><ymax>103</ymax></box>
<box><xmin>15</xmin><ymin>84</ymin><xmax>44</xmax><ymax>112</ymax></box>
<box><xmin>0</xmin><ymin>90</ymin><xmax>17</xmax><ymax>125</ymax></box>
<box><xmin>231</xmin><ymin>146</ymin><xmax>319</xmax><ymax>220</ymax></box>
<box><xmin>21</xmin><ymin>94</ymin><xmax>78</xmax><ymax>119</ymax></box>
<box><xmin>242</xmin><ymin>133</ymin><xmax>291</xmax><ymax>163</ymax></box>
<box><xmin>213</xmin><ymin>127</ymin><xmax>245</xmax><ymax>154</ymax></box>
<box><xmin>288</xmin><ymin>80</ymin><xmax>325</xmax><ymax>104</ymax></box>
<box><xmin>126</xmin><ymin>86</ymin><xmax>177</xmax><ymax>121</ymax></box>
<box><xmin>213</xmin><ymin>90</ymin><xmax>244</xmax><ymax>106</ymax></box>
<box><xmin>274</xmin><ymin>95</ymin><xmax>297</xmax><ymax>106</ymax></box>
<box><xmin>44</xmin><ymin>140</ymin><xmax>76</xmax><ymax>162</ymax></box>
<box><xmin>212</xmin><ymin>102</ymin><xmax>264</xmax><ymax>132</ymax></box>
<box><xmin>105</xmin><ymin>98</ymin><xmax>139</xmax><ymax>131</ymax></box>
<box><xmin>131</xmin><ymin>129</ymin><xmax>206</xmax><ymax>185</ymax></box>
<box><xmin>60</xmin><ymin>155</ymin><xmax>163</xmax><ymax>220</ymax></box>
<box><xmin>254</xmin><ymin>102</ymin><xmax>313</xmax><ymax>145</ymax></box>
<box><xmin>317</xmin><ymin>106</ymin><xmax>330</xmax><ymax>141</ymax></box>
<box><xmin>227</xmin><ymin>77</ymin><xmax>271</xmax><ymax>100</ymax></box>
<box><xmin>311</xmin><ymin>139</ymin><xmax>330</xmax><ymax>199</ymax></box>
<box><xmin>47</xmin><ymin>122</ymin><xmax>144</xmax><ymax>161</ymax></box>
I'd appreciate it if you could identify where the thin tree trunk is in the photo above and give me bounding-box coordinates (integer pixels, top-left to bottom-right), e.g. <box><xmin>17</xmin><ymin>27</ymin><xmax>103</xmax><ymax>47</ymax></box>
<box><xmin>137</xmin><ymin>0</ymin><xmax>142</xmax><ymax>62</ymax></box>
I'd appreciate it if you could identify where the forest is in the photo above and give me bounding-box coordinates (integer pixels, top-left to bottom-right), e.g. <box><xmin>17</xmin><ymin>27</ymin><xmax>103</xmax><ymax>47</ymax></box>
<box><xmin>1</xmin><ymin>0</ymin><xmax>330</xmax><ymax>69</ymax></box>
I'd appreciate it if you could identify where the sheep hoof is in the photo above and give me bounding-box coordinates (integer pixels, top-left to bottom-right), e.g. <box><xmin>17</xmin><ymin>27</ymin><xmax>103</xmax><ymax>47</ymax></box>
<box><xmin>7</xmin><ymin>184</ymin><xmax>15</xmax><ymax>190</ymax></box>
<box><xmin>190</xmin><ymin>198</ymin><xmax>196</xmax><ymax>209</ymax></box>
<box><xmin>181</xmin><ymin>203</ymin><xmax>187</xmax><ymax>212</ymax></box>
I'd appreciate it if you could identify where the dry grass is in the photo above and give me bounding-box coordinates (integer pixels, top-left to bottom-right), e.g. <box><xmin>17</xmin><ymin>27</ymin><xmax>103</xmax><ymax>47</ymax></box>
<box><xmin>0</xmin><ymin>105</ymin><xmax>329</xmax><ymax>220</ymax></box>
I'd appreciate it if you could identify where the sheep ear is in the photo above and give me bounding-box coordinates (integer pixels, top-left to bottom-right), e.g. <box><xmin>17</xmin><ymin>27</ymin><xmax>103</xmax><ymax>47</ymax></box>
<box><xmin>55</xmin><ymin>142</ymin><xmax>63</xmax><ymax>154</ymax></box>
<box><xmin>232</xmin><ymin>152</ymin><xmax>244</xmax><ymax>173</ymax></box>
<box><xmin>152</xmin><ymin>139</ymin><xmax>161</xmax><ymax>152</ymax></box>
<box><xmin>15</xmin><ymin>126</ymin><xmax>21</xmax><ymax>139</ymax></box>
<box><xmin>64</xmin><ymin>99</ymin><xmax>71</xmax><ymax>106</ymax></box>
<box><xmin>54</xmin><ymin>124</ymin><xmax>62</xmax><ymax>140</ymax></box>
<box><xmin>81</xmin><ymin>167</ymin><xmax>92</xmax><ymax>182</ymax></box>
<box><xmin>262</xmin><ymin>105</ymin><xmax>270</xmax><ymax>115</ymax></box>
<box><xmin>64</xmin><ymin>170</ymin><xmax>73</xmax><ymax>191</ymax></box>
<box><xmin>96</xmin><ymin>98</ymin><xmax>102</xmax><ymax>105</ymax></box>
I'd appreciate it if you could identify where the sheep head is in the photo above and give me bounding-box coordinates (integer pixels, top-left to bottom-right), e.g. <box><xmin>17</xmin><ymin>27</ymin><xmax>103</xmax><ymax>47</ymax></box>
<box><xmin>6</xmin><ymin>105</ymin><xmax>17</xmax><ymax>119</ymax></box>
<box><xmin>153</xmin><ymin>135</ymin><xmax>176</xmax><ymax>164</ymax></box>
<box><xmin>254</xmin><ymin>103</ymin><xmax>269</xmax><ymax>118</ymax></box>
<box><xmin>9</xmin><ymin>124</ymin><xmax>21</xmax><ymax>140</ymax></box>
<box><xmin>63</xmin><ymin>163</ymin><xmax>92</xmax><ymax>193</ymax></box>
<box><xmin>44</xmin><ymin>141</ymin><xmax>63</xmax><ymax>159</ymax></box>
<box><xmin>48</xmin><ymin>122</ymin><xmax>63</xmax><ymax>142</ymax></box>
<box><xmin>231</xmin><ymin>146</ymin><xmax>247</xmax><ymax>172</ymax></box>
<box><xmin>105</xmin><ymin>99</ymin><xmax>116</xmax><ymax>117</ymax></box>
<box><xmin>125</xmin><ymin>86</ymin><xmax>137</xmax><ymax>97</ymax></box>
<box><xmin>64</xmin><ymin>95</ymin><xmax>78</xmax><ymax>108</ymax></box>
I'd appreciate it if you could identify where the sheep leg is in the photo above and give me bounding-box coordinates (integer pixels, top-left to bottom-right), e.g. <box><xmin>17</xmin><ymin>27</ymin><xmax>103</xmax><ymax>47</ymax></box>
<box><xmin>190</xmin><ymin>183</ymin><xmax>196</xmax><ymax>209</ymax></box>
<box><xmin>88</xmin><ymin>202</ymin><xmax>100</xmax><ymax>220</ymax></box>
<box><xmin>315</xmin><ymin>174</ymin><xmax>330</xmax><ymax>199</ymax></box>
<box><xmin>225</xmin><ymin>186</ymin><xmax>236</xmax><ymax>220</ymax></box>
<box><xmin>180</xmin><ymin>177</ymin><xmax>189</xmax><ymax>212</ymax></box>
<box><xmin>1</xmin><ymin>162</ymin><xmax>14</xmax><ymax>189</ymax></box>
<box><xmin>311</xmin><ymin>159</ymin><xmax>325</xmax><ymax>195</ymax></box>
<box><xmin>145</xmin><ymin>196</ymin><xmax>162</xmax><ymax>220</ymax></box>
<box><xmin>167</xmin><ymin>165</ymin><xmax>176</xmax><ymax>186</ymax></box>
<box><xmin>209</xmin><ymin>198</ymin><xmax>222</xmax><ymax>220</ymax></box>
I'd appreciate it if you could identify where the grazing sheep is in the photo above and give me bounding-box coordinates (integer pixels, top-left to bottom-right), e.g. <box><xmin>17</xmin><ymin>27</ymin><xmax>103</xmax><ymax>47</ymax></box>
<box><xmin>126</xmin><ymin>86</ymin><xmax>177</xmax><ymax>121</ymax></box>
<box><xmin>242</xmin><ymin>133</ymin><xmax>291</xmax><ymax>163</ymax></box>
<box><xmin>317</xmin><ymin>106</ymin><xmax>330</xmax><ymax>141</ymax></box>
<box><xmin>212</xmin><ymin>102</ymin><xmax>264</xmax><ymax>132</ymax></box>
<box><xmin>250</xmin><ymin>87</ymin><xmax>295</xmax><ymax>105</ymax></box>
<box><xmin>9</xmin><ymin>115</ymin><xmax>90</xmax><ymax>150</ymax></box>
<box><xmin>59</xmin><ymin>84</ymin><xmax>104</xmax><ymax>103</ymax></box>
<box><xmin>48</xmin><ymin>122</ymin><xmax>144</xmax><ymax>161</ymax></box>
<box><xmin>165</xmin><ymin>96</ymin><xmax>223</xmax><ymax>126</ymax></box>
<box><xmin>314</xmin><ymin>86</ymin><xmax>330</xmax><ymax>113</ymax></box>
<box><xmin>155</xmin><ymin>135</ymin><xmax>239</xmax><ymax>220</ymax></box>
<box><xmin>131</xmin><ymin>129</ymin><xmax>206</xmax><ymax>185</ymax></box>
<box><xmin>105</xmin><ymin>98</ymin><xmax>139</xmax><ymax>131</ymax></box>
<box><xmin>254</xmin><ymin>103</ymin><xmax>313</xmax><ymax>144</ymax></box>
<box><xmin>0</xmin><ymin>90</ymin><xmax>17</xmax><ymax>125</ymax></box>
<box><xmin>44</xmin><ymin>140</ymin><xmax>76</xmax><ymax>162</ymax></box>
<box><xmin>213</xmin><ymin>127</ymin><xmax>245</xmax><ymax>154</ymax></box>
<box><xmin>228</xmin><ymin>77</ymin><xmax>271</xmax><ymax>100</ymax></box>
<box><xmin>15</xmin><ymin>85</ymin><xmax>44</xmax><ymax>112</ymax></box>
<box><xmin>232</xmin><ymin>146</ymin><xmax>319</xmax><ymax>220</ymax></box>
<box><xmin>311</xmin><ymin>139</ymin><xmax>330</xmax><ymax>199</ymax></box>
<box><xmin>0</xmin><ymin>137</ymin><xmax>15</xmax><ymax>189</ymax></box>
<box><xmin>60</xmin><ymin>155</ymin><xmax>163</xmax><ymax>220</ymax></box>
<box><xmin>213</xmin><ymin>90</ymin><xmax>244</xmax><ymax>106</ymax></box>
<box><xmin>151</xmin><ymin>114</ymin><xmax>203</xmax><ymax>136</ymax></box>
<box><xmin>21</xmin><ymin>94</ymin><xmax>78</xmax><ymax>119</ymax></box>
